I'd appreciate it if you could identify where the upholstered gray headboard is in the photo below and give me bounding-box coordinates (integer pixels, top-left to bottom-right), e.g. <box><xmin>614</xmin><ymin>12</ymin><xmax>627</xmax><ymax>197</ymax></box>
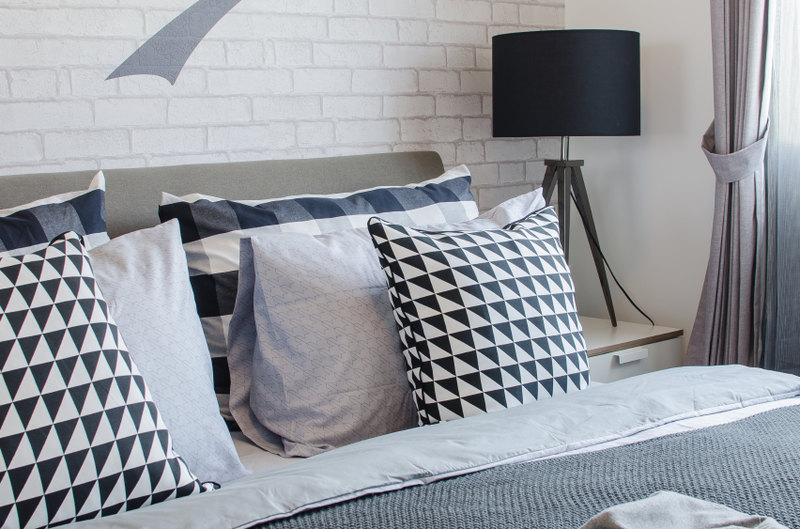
<box><xmin>0</xmin><ymin>151</ymin><xmax>445</xmax><ymax>238</ymax></box>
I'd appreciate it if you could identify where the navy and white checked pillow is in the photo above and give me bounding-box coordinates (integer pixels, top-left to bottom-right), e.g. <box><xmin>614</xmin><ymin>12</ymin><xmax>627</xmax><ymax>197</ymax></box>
<box><xmin>0</xmin><ymin>171</ymin><xmax>108</xmax><ymax>257</ymax></box>
<box><xmin>368</xmin><ymin>207</ymin><xmax>590</xmax><ymax>425</ymax></box>
<box><xmin>158</xmin><ymin>165</ymin><xmax>478</xmax><ymax>424</ymax></box>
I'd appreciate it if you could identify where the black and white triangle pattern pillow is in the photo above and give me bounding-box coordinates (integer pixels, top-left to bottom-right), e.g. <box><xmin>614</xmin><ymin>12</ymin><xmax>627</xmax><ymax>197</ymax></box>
<box><xmin>368</xmin><ymin>207</ymin><xmax>590</xmax><ymax>425</ymax></box>
<box><xmin>0</xmin><ymin>232</ymin><xmax>212</xmax><ymax>529</ymax></box>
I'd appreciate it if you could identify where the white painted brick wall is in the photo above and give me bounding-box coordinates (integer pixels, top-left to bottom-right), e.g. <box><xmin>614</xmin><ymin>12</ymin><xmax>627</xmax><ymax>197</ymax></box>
<box><xmin>324</xmin><ymin>95</ymin><xmax>382</xmax><ymax>118</ymax></box>
<box><xmin>329</xmin><ymin>17</ymin><xmax>399</xmax><ymax>41</ymax></box>
<box><xmin>437</xmin><ymin>0</ymin><xmax>493</xmax><ymax>23</ymax></box>
<box><xmin>44</xmin><ymin>129</ymin><xmax>130</xmax><ymax>160</ymax></box>
<box><xmin>1</xmin><ymin>133</ymin><xmax>43</xmax><ymax>163</ymax></box>
<box><xmin>95</xmin><ymin>98</ymin><xmax>168</xmax><ymax>127</ymax></box>
<box><xmin>132</xmin><ymin>127</ymin><xmax>206</xmax><ymax>155</ymax></box>
<box><xmin>208</xmin><ymin>124</ymin><xmax>297</xmax><ymax>152</ymax></box>
<box><xmin>384</xmin><ymin>95</ymin><xmax>435</xmax><ymax>117</ymax></box>
<box><xmin>337</xmin><ymin>119</ymin><xmax>401</xmax><ymax>144</ymax></box>
<box><xmin>0</xmin><ymin>0</ymin><xmax>565</xmax><ymax>210</ymax></box>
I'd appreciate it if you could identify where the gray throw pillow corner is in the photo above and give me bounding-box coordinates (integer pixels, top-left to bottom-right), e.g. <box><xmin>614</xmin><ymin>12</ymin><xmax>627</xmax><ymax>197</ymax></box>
<box><xmin>89</xmin><ymin>219</ymin><xmax>248</xmax><ymax>483</ymax></box>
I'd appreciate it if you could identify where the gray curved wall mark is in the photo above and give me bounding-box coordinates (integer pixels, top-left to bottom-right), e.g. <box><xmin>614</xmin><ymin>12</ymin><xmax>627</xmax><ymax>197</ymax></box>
<box><xmin>107</xmin><ymin>0</ymin><xmax>241</xmax><ymax>85</ymax></box>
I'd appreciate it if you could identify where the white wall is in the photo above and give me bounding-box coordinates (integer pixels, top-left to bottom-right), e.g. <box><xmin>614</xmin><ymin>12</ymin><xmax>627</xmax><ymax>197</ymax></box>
<box><xmin>0</xmin><ymin>0</ymin><xmax>566</xmax><ymax>211</ymax></box>
<box><xmin>1</xmin><ymin>1</ymin><xmax>714</xmax><ymax>344</ymax></box>
<box><xmin>565</xmin><ymin>1</ymin><xmax>715</xmax><ymax>347</ymax></box>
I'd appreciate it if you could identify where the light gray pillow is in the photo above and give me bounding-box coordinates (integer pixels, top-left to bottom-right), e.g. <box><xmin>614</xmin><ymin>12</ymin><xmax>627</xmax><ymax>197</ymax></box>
<box><xmin>89</xmin><ymin>219</ymin><xmax>248</xmax><ymax>483</ymax></box>
<box><xmin>228</xmin><ymin>189</ymin><xmax>545</xmax><ymax>457</ymax></box>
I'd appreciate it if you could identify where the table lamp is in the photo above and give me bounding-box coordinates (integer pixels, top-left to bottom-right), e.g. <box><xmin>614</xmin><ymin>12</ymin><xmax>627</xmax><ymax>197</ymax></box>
<box><xmin>492</xmin><ymin>29</ymin><xmax>641</xmax><ymax>326</ymax></box>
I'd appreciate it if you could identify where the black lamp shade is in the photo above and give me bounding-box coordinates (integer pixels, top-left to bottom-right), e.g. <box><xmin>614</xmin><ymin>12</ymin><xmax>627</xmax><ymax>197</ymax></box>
<box><xmin>492</xmin><ymin>29</ymin><xmax>641</xmax><ymax>138</ymax></box>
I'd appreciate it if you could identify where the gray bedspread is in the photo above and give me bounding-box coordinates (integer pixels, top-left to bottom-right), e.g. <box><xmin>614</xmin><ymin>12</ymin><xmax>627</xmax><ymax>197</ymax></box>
<box><xmin>70</xmin><ymin>366</ymin><xmax>800</xmax><ymax>529</ymax></box>
<box><xmin>261</xmin><ymin>405</ymin><xmax>800</xmax><ymax>529</ymax></box>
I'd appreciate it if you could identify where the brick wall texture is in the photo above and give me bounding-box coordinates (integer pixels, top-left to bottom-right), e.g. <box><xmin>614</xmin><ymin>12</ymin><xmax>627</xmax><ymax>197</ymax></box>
<box><xmin>0</xmin><ymin>0</ymin><xmax>564</xmax><ymax>210</ymax></box>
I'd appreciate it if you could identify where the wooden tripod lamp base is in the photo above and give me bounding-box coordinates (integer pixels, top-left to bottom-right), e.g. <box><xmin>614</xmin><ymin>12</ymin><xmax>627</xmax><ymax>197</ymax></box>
<box><xmin>542</xmin><ymin>159</ymin><xmax>617</xmax><ymax>327</ymax></box>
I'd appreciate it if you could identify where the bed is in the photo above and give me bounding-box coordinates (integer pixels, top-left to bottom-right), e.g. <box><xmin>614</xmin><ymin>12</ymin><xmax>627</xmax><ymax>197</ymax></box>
<box><xmin>1</xmin><ymin>152</ymin><xmax>798</xmax><ymax>529</ymax></box>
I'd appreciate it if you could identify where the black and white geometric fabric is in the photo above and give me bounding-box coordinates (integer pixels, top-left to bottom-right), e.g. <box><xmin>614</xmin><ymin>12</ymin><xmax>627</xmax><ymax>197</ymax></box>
<box><xmin>0</xmin><ymin>232</ymin><xmax>211</xmax><ymax>529</ymax></box>
<box><xmin>368</xmin><ymin>207</ymin><xmax>590</xmax><ymax>425</ymax></box>
<box><xmin>158</xmin><ymin>166</ymin><xmax>478</xmax><ymax>425</ymax></box>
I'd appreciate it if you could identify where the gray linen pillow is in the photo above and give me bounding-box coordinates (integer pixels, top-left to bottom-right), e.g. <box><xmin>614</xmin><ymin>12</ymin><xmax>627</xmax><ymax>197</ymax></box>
<box><xmin>159</xmin><ymin>165</ymin><xmax>478</xmax><ymax>425</ymax></box>
<box><xmin>89</xmin><ymin>219</ymin><xmax>248</xmax><ymax>483</ymax></box>
<box><xmin>228</xmin><ymin>189</ymin><xmax>544</xmax><ymax>457</ymax></box>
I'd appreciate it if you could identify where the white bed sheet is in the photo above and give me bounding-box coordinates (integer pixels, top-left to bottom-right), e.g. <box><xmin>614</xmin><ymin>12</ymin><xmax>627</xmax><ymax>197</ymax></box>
<box><xmin>231</xmin><ymin>389</ymin><xmax>800</xmax><ymax>473</ymax></box>
<box><xmin>232</xmin><ymin>432</ymin><xmax>300</xmax><ymax>473</ymax></box>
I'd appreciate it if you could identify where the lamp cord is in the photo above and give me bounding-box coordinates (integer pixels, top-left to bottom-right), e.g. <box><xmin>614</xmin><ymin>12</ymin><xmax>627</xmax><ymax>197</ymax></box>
<box><xmin>569</xmin><ymin>190</ymin><xmax>656</xmax><ymax>327</ymax></box>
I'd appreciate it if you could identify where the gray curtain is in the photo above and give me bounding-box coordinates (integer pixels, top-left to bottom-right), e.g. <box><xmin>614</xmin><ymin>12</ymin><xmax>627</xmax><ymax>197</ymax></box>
<box><xmin>762</xmin><ymin>0</ymin><xmax>800</xmax><ymax>375</ymax></box>
<box><xmin>685</xmin><ymin>0</ymin><xmax>772</xmax><ymax>366</ymax></box>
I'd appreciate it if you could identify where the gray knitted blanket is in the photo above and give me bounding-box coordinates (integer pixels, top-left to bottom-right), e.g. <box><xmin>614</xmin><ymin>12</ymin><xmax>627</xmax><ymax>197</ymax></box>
<box><xmin>262</xmin><ymin>405</ymin><xmax>800</xmax><ymax>529</ymax></box>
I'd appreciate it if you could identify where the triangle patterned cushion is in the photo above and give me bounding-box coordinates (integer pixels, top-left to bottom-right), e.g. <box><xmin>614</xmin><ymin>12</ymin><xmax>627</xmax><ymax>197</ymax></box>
<box><xmin>0</xmin><ymin>232</ymin><xmax>212</xmax><ymax>529</ymax></box>
<box><xmin>367</xmin><ymin>206</ymin><xmax>590</xmax><ymax>425</ymax></box>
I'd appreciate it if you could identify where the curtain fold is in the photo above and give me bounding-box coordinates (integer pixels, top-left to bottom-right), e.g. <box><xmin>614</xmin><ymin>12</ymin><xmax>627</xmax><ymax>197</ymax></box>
<box><xmin>685</xmin><ymin>0</ymin><xmax>772</xmax><ymax>366</ymax></box>
<box><xmin>702</xmin><ymin>128</ymin><xmax>768</xmax><ymax>184</ymax></box>
<box><xmin>762</xmin><ymin>0</ymin><xmax>800</xmax><ymax>375</ymax></box>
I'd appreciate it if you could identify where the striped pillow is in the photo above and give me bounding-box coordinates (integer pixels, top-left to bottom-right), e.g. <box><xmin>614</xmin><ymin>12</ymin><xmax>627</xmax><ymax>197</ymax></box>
<box><xmin>158</xmin><ymin>165</ymin><xmax>478</xmax><ymax>424</ymax></box>
<box><xmin>0</xmin><ymin>171</ymin><xmax>108</xmax><ymax>257</ymax></box>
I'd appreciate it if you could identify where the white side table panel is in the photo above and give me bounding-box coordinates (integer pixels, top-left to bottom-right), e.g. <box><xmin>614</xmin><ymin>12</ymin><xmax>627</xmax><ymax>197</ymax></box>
<box><xmin>581</xmin><ymin>316</ymin><xmax>684</xmax><ymax>383</ymax></box>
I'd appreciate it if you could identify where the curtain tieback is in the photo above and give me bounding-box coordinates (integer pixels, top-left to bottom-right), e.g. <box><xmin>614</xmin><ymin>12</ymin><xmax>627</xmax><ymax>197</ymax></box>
<box><xmin>701</xmin><ymin>123</ymin><xmax>769</xmax><ymax>184</ymax></box>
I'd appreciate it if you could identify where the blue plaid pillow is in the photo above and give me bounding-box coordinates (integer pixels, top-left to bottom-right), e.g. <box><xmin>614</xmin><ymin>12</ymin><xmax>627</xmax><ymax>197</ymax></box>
<box><xmin>0</xmin><ymin>171</ymin><xmax>108</xmax><ymax>257</ymax></box>
<box><xmin>158</xmin><ymin>165</ymin><xmax>478</xmax><ymax>424</ymax></box>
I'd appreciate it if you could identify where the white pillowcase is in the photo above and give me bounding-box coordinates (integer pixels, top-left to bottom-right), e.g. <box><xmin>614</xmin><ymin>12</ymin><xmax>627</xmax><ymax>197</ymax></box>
<box><xmin>89</xmin><ymin>220</ymin><xmax>248</xmax><ymax>483</ymax></box>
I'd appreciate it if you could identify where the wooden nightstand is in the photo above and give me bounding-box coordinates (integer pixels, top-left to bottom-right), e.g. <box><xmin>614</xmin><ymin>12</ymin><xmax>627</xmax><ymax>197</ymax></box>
<box><xmin>580</xmin><ymin>316</ymin><xmax>684</xmax><ymax>383</ymax></box>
